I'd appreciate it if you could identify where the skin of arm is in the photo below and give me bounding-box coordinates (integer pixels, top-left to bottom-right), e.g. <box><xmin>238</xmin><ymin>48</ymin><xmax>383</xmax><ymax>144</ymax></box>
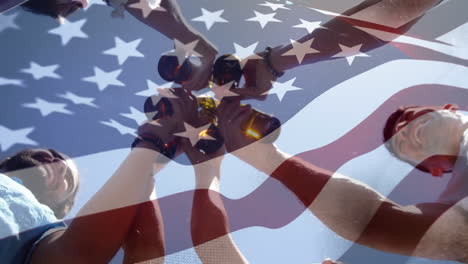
<box><xmin>270</xmin><ymin>0</ymin><xmax>442</xmax><ymax>72</ymax></box>
<box><xmin>122</xmin><ymin>171</ymin><xmax>165</xmax><ymax>264</ymax></box>
<box><xmin>236</xmin><ymin>140</ymin><xmax>465</xmax><ymax>260</ymax></box>
<box><xmin>30</xmin><ymin>146</ymin><xmax>169</xmax><ymax>264</ymax></box>
<box><xmin>190</xmin><ymin>157</ymin><xmax>248</xmax><ymax>264</ymax></box>
<box><xmin>413</xmin><ymin>198</ymin><xmax>468</xmax><ymax>263</ymax></box>
<box><xmin>29</xmin><ymin>91</ymin><xmax>194</xmax><ymax>264</ymax></box>
<box><xmin>125</xmin><ymin>0</ymin><xmax>218</xmax><ymax>91</ymax></box>
<box><xmin>236</xmin><ymin>0</ymin><xmax>442</xmax><ymax>97</ymax></box>
<box><xmin>217</xmin><ymin>99</ymin><xmax>468</xmax><ymax>261</ymax></box>
<box><xmin>179</xmin><ymin>99</ymin><xmax>248</xmax><ymax>264</ymax></box>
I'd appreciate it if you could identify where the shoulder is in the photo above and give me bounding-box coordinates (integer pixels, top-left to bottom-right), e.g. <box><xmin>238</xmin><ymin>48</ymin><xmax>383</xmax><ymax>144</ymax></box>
<box><xmin>0</xmin><ymin>173</ymin><xmax>59</xmax><ymax>236</ymax></box>
<box><xmin>414</xmin><ymin>198</ymin><xmax>468</xmax><ymax>262</ymax></box>
<box><xmin>0</xmin><ymin>173</ymin><xmax>66</xmax><ymax>263</ymax></box>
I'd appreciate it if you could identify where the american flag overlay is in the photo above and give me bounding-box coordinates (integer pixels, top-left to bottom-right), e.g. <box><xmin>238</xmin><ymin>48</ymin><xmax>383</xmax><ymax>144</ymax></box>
<box><xmin>1</xmin><ymin>0</ymin><xmax>468</xmax><ymax>263</ymax></box>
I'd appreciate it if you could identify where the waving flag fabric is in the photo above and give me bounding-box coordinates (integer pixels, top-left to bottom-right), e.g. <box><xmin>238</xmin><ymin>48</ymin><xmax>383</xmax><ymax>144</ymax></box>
<box><xmin>0</xmin><ymin>0</ymin><xmax>414</xmax><ymax>158</ymax></box>
<box><xmin>1</xmin><ymin>0</ymin><xmax>468</xmax><ymax>263</ymax></box>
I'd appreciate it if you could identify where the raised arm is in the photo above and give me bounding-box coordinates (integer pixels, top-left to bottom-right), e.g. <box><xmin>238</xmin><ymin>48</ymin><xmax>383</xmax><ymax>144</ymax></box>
<box><xmin>30</xmin><ymin>146</ymin><xmax>169</xmax><ymax>264</ymax></box>
<box><xmin>189</xmin><ymin>155</ymin><xmax>248</xmax><ymax>264</ymax></box>
<box><xmin>273</xmin><ymin>0</ymin><xmax>443</xmax><ymax>68</ymax></box>
<box><xmin>177</xmin><ymin>97</ymin><xmax>248</xmax><ymax>263</ymax></box>
<box><xmin>216</xmin><ymin>99</ymin><xmax>468</xmax><ymax>262</ymax></box>
<box><xmin>125</xmin><ymin>0</ymin><xmax>218</xmax><ymax>91</ymax></box>
<box><xmin>237</xmin><ymin>0</ymin><xmax>443</xmax><ymax>96</ymax></box>
<box><xmin>29</xmin><ymin>90</ymin><xmax>194</xmax><ymax>263</ymax></box>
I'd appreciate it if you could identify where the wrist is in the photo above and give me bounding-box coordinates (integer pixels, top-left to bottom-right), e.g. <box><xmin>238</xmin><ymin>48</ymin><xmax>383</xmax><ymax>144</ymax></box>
<box><xmin>196</xmin><ymin>37</ymin><xmax>218</xmax><ymax>59</ymax></box>
<box><xmin>131</xmin><ymin>133</ymin><xmax>177</xmax><ymax>162</ymax></box>
<box><xmin>193</xmin><ymin>157</ymin><xmax>223</xmax><ymax>174</ymax></box>
<box><xmin>262</xmin><ymin>47</ymin><xmax>285</xmax><ymax>77</ymax></box>
<box><xmin>233</xmin><ymin>142</ymin><xmax>289</xmax><ymax>175</ymax></box>
<box><xmin>268</xmin><ymin>46</ymin><xmax>292</xmax><ymax>73</ymax></box>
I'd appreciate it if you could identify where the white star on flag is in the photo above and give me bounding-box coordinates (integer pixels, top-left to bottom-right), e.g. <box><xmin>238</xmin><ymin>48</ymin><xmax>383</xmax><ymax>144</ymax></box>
<box><xmin>48</xmin><ymin>19</ymin><xmax>88</xmax><ymax>46</ymax></box>
<box><xmin>192</xmin><ymin>8</ymin><xmax>228</xmax><ymax>30</ymax></box>
<box><xmin>157</xmin><ymin>87</ymin><xmax>178</xmax><ymax>99</ymax></box>
<box><xmin>332</xmin><ymin>44</ymin><xmax>370</xmax><ymax>65</ymax></box>
<box><xmin>128</xmin><ymin>0</ymin><xmax>166</xmax><ymax>18</ymax></box>
<box><xmin>211</xmin><ymin>81</ymin><xmax>238</xmax><ymax>100</ymax></box>
<box><xmin>165</xmin><ymin>39</ymin><xmax>202</xmax><ymax>65</ymax></box>
<box><xmin>0</xmin><ymin>13</ymin><xmax>19</xmax><ymax>33</ymax></box>
<box><xmin>246</xmin><ymin>11</ymin><xmax>281</xmax><ymax>29</ymax></box>
<box><xmin>136</xmin><ymin>80</ymin><xmax>174</xmax><ymax>97</ymax></box>
<box><xmin>23</xmin><ymin>98</ymin><xmax>73</xmax><ymax>116</ymax></box>
<box><xmin>174</xmin><ymin>122</ymin><xmax>215</xmax><ymax>146</ymax></box>
<box><xmin>259</xmin><ymin>1</ymin><xmax>290</xmax><ymax>11</ymax></box>
<box><xmin>101</xmin><ymin>119</ymin><xmax>137</xmax><ymax>136</ymax></box>
<box><xmin>0</xmin><ymin>125</ymin><xmax>37</xmax><ymax>151</ymax></box>
<box><xmin>293</xmin><ymin>19</ymin><xmax>324</xmax><ymax>34</ymax></box>
<box><xmin>57</xmin><ymin>91</ymin><xmax>97</xmax><ymax>108</ymax></box>
<box><xmin>144</xmin><ymin>111</ymin><xmax>161</xmax><ymax>124</ymax></box>
<box><xmin>147</xmin><ymin>0</ymin><xmax>163</xmax><ymax>9</ymax></box>
<box><xmin>228</xmin><ymin>42</ymin><xmax>262</xmax><ymax>69</ymax></box>
<box><xmin>121</xmin><ymin>106</ymin><xmax>147</xmax><ymax>125</ymax></box>
<box><xmin>282</xmin><ymin>38</ymin><xmax>319</xmax><ymax>64</ymax></box>
<box><xmin>146</xmin><ymin>87</ymin><xmax>179</xmax><ymax>110</ymax></box>
<box><xmin>103</xmin><ymin>37</ymin><xmax>144</xmax><ymax>65</ymax></box>
<box><xmin>21</xmin><ymin>62</ymin><xmax>61</xmax><ymax>80</ymax></box>
<box><xmin>263</xmin><ymin>77</ymin><xmax>302</xmax><ymax>101</ymax></box>
<box><xmin>82</xmin><ymin>67</ymin><xmax>124</xmax><ymax>91</ymax></box>
<box><xmin>0</xmin><ymin>77</ymin><xmax>23</xmax><ymax>87</ymax></box>
<box><xmin>84</xmin><ymin>0</ymin><xmax>106</xmax><ymax>10</ymax></box>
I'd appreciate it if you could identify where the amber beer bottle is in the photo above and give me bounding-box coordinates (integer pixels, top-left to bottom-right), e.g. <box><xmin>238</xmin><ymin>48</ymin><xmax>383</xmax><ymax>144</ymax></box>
<box><xmin>158</xmin><ymin>52</ymin><xmax>199</xmax><ymax>84</ymax></box>
<box><xmin>157</xmin><ymin>54</ymin><xmax>281</xmax><ymax>142</ymax></box>
<box><xmin>197</xmin><ymin>97</ymin><xmax>281</xmax><ymax>141</ymax></box>
<box><xmin>143</xmin><ymin>96</ymin><xmax>223</xmax><ymax>155</ymax></box>
<box><xmin>209</xmin><ymin>55</ymin><xmax>281</xmax><ymax>141</ymax></box>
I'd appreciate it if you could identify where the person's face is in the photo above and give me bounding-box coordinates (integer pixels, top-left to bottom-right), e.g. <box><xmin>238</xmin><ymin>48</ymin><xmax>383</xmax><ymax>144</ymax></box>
<box><xmin>390</xmin><ymin>104</ymin><xmax>464</xmax><ymax>174</ymax></box>
<box><xmin>34</xmin><ymin>149</ymin><xmax>80</xmax><ymax>203</ymax></box>
<box><xmin>54</xmin><ymin>0</ymin><xmax>88</xmax><ymax>18</ymax></box>
<box><xmin>7</xmin><ymin>148</ymin><xmax>80</xmax><ymax>206</ymax></box>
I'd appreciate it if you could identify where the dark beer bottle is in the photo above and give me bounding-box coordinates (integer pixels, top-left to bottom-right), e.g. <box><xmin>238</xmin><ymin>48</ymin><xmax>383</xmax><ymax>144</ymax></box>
<box><xmin>144</xmin><ymin>95</ymin><xmax>224</xmax><ymax>155</ymax></box>
<box><xmin>158</xmin><ymin>53</ymin><xmax>200</xmax><ymax>84</ymax></box>
<box><xmin>157</xmin><ymin>54</ymin><xmax>281</xmax><ymax>143</ymax></box>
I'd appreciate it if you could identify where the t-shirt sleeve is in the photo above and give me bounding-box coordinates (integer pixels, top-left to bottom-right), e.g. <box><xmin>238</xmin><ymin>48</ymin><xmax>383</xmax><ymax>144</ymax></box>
<box><xmin>0</xmin><ymin>174</ymin><xmax>66</xmax><ymax>264</ymax></box>
<box><xmin>23</xmin><ymin>223</ymin><xmax>67</xmax><ymax>264</ymax></box>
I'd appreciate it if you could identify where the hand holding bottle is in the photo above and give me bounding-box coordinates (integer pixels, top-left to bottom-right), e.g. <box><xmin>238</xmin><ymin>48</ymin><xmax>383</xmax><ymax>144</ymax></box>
<box><xmin>216</xmin><ymin>98</ymin><xmax>258</xmax><ymax>153</ymax></box>
<box><xmin>230</xmin><ymin>56</ymin><xmax>278</xmax><ymax>99</ymax></box>
<box><xmin>135</xmin><ymin>88</ymin><xmax>199</xmax><ymax>159</ymax></box>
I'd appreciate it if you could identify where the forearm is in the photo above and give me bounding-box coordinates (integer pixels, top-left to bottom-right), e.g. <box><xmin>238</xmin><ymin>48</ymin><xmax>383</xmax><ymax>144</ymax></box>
<box><xmin>350</xmin><ymin>0</ymin><xmax>442</xmax><ymax>27</ymax></box>
<box><xmin>269</xmin><ymin>0</ymin><xmax>441</xmax><ymax>72</ymax></box>
<box><xmin>126</xmin><ymin>0</ymin><xmax>217</xmax><ymax>55</ymax></box>
<box><xmin>123</xmin><ymin>186</ymin><xmax>165</xmax><ymax>264</ymax></box>
<box><xmin>238</xmin><ymin>144</ymin><xmax>451</xmax><ymax>255</ymax></box>
<box><xmin>58</xmin><ymin>148</ymin><xmax>167</xmax><ymax>263</ymax></box>
<box><xmin>191</xmin><ymin>163</ymin><xmax>248</xmax><ymax>264</ymax></box>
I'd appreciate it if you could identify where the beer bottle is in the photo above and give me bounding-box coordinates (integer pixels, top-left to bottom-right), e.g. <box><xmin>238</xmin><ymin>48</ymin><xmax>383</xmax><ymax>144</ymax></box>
<box><xmin>143</xmin><ymin>96</ymin><xmax>224</xmax><ymax>155</ymax></box>
<box><xmin>156</xmin><ymin>53</ymin><xmax>281</xmax><ymax>143</ymax></box>
<box><xmin>158</xmin><ymin>53</ymin><xmax>199</xmax><ymax>84</ymax></box>
<box><xmin>197</xmin><ymin>97</ymin><xmax>281</xmax><ymax>141</ymax></box>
